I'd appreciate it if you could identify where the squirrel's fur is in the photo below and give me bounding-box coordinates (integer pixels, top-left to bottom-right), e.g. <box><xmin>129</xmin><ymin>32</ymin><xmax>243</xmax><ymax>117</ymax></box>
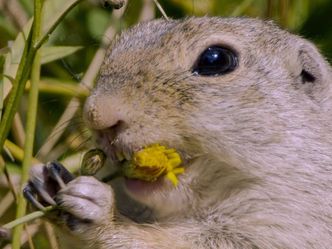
<box><xmin>36</xmin><ymin>17</ymin><xmax>332</xmax><ymax>248</ymax></box>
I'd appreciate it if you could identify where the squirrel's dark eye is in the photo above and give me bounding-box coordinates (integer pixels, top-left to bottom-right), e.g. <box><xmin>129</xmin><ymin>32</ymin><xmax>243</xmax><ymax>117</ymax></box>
<box><xmin>192</xmin><ymin>46</ymin><xmax>238</xmax><ymax>76</ymax></box>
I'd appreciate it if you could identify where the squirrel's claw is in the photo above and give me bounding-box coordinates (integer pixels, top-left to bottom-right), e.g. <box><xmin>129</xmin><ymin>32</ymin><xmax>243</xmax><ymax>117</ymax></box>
<box><xmin>27</xmin><ymin>176</ymin><xmax>57</xmax><ymax>206</ymax></box>
<box><xmin>46</xmin><ymin>161</ymin><xmax>74</xmax><ymax>188</ymax></box>
<box><xmin>24</xmin><ymin>161</ymin><xmax>74</xmax><ymax>209</ymax></box>
<box><xmin>23</xmin><ymin>184</ymin><xmax>46</xmax><ymax>210</ymax></box>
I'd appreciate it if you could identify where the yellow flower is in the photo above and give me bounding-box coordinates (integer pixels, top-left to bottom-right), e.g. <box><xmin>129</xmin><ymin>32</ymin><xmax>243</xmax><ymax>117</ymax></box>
<box><xmin>122</xmin><ymin>144</ymin><xmax>185</xmax><ymax>186</ymax></box>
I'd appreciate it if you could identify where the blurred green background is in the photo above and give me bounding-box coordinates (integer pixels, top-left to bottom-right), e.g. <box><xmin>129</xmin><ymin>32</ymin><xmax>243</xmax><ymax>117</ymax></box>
<box><xmin>0</xmin><ymin>0</ymin><xmax>331</xmax><ymax>248</ymax></box>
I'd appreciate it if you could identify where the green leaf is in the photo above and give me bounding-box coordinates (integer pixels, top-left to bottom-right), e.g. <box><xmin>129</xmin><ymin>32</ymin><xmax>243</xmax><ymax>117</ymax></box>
<box><xmin>1</xmin><ymin>20</ymin><xmax>32</xmax><ymax>100</ymax></box>
<box><xmin>0</xmin><ymin>0</ymin><xmax>83</xmax><ymax>101</ymax></box>
<box><xmin>87</xmin><ymin>8</ymin><xmax>110</xmax><ymax>40</ymax></box>
<box><xmin>41</xmin><ymin>0</ymin><xmax>83</xmax><ymax>44</ymax></box>
<box><xmin>40</xmin><ymin>46</ymin><xmax>82</xmax><ymax>64</ymax></box>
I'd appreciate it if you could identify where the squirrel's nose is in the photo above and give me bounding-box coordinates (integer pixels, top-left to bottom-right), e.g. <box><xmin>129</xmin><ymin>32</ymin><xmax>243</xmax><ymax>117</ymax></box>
<box><xmin>83</xmin><ymin>94</ymin><xmax>126</xmax><ymax>131</ymax></box>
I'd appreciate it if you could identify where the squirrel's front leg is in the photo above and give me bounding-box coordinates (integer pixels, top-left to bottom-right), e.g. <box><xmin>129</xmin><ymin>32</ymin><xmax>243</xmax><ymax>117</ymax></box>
<box><xmin>55</xmin><ymin>176</ymin><xmax>191</xmax><ymax>249</ymax></box>
<box><xmin>24</xmin><ymin>162</ymin><xmax>115</xmax><ymax>248</ymax></box>
<box><xmin>54</xmin><ymin>176</ymin><xmax>114</xmax><ymax>248</ymax></box>
<box><xmin>24</xmin><ymin>163</ymin><xmax>190</xmax><ymax>249</ymax></box>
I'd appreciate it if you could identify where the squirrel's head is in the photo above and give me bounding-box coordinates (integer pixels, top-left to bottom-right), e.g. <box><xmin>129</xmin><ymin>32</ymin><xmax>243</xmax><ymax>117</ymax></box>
<box><xmin>83</xmin><ymin>17</ymin><xmax>332</xmax><ymax>215</ymax></box>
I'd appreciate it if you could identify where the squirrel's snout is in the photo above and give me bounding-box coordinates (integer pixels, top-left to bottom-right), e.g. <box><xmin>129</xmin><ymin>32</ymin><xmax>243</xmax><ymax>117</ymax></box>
<box><xmin>83</xmin><ymin>94</ymin><xmax>126</xmax><ymax>132</ymax></box>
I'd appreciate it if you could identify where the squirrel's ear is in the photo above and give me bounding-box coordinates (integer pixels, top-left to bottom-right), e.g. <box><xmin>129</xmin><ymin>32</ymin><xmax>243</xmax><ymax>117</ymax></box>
<box><xmin>296</xmin><ymin>41</ymin><xmax>331</xmax><ymax>103</ymax></box>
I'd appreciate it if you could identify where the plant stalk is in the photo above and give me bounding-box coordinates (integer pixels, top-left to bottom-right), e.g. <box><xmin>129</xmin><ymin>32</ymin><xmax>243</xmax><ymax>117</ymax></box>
<box><xmin>11</xmin><ymin>0</ymin><xmax>43</xmax><ymax>247</ymax></box>
<box><xmin>4</xmin><ymin>140</ymin><xmax>40</xmax><ymax>164</ymax></box>
<box><xmin>3</xmin><ymin>206</ymin><xmax>54</xmax><ymax>230</ymax></box>
<box><xmin>0</xmin><ymin>33</ymin><xmax>34</xmax><ymax>154</ymax></box>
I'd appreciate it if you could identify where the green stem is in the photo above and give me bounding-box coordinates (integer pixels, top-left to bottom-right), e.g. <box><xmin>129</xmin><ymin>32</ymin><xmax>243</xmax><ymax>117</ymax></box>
<box><xmin>26</xmin><ymin>80</ymin><xmax>89</xmax><ymax>98</ymax></box>
<box><xmin>3</xmin><ymin>206</ymin><xmax>54</xmax><ymax>230</ymax></box>
<box><xmin>0</xmin><ymin>33</ymin><xmax>34</xmax><ymax>154</ymax></box>
<box><xmin>11</xmin><ymin>1</ymin><xmax>43</xmax><ymax>248</ymax></box>
<box><xmin>0</xmin><ymin>78</ymin><xmax>3</xmax><ymax>121</ymax></box>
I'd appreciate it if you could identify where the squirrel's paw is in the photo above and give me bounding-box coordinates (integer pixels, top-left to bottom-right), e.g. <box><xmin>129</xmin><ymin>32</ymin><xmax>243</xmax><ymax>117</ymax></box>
<box><xmin>24</xmin><ymin>161</ymin><xmax>74</xmax><ymax>211</ymax></box>
<box><xmin>24</xmin><ymin>162</ymin><xmax>114</xmax><ymax>233</ymax></box>
<box><xmin>55</xmin><ymin>176</ymin><xmax>114</xmax><ymax>230</ymax></box>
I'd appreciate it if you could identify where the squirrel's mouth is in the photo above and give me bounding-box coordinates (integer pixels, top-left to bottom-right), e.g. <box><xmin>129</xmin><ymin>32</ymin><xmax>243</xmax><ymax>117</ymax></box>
<box><xmin>123</xmin><ymin>154</ymin><xmax>199</xmax><ymax>198</ymax></box>
<box><xmin>92</xmin><ymin>135</ymin><xmax>201</xmax><ymax>200</ymax></box>
<box><xmin>94</xmin><ymin>129</ymin><xmax>199</xmax><ymax>190</ymax></box>
<box><xmin>104</xmin><ymin>143</ymin><xmax>136</xmax><ymax>164</ymax></box>
<box><xmin>96</xmin><ymin>133</ymin><xmax>192</xmax><ymax>186</ymax></box>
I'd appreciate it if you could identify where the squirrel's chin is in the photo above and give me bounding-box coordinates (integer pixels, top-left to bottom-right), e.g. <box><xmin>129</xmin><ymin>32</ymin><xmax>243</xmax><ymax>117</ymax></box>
<box><xmin>123</xmin><ymin>176</ymin><xmax>184</xmax><ymax>208</ymax></box>
<box><xmin>124</xmin><ymin>177</ymin><xmax>167</xmax><ymax>196</ymax></box>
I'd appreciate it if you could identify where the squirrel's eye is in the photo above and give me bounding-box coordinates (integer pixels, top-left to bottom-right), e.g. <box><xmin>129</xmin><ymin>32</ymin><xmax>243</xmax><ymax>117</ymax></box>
<box><xmin>192</xmin><ymin>46</ymin><xmax>238</xmax><ymax>76</ymax></box>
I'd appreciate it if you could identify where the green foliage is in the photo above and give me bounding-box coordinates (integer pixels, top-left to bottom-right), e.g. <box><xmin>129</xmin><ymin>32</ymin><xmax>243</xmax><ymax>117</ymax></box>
<box><xmin>0</xmin><ymin>0</ymin><xmax>331</xmax><ymax>248</ymax></box>
<box><xmin>40</xmin><ymin>46</ymin><xmax>83</xmax><ymax>64</ymax></box>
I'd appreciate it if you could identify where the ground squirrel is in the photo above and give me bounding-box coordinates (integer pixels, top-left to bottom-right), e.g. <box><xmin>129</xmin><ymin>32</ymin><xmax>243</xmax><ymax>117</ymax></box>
<box><xmin>26</xmin><ymin>17</ymin><xmax>332</xmax><ymax>249</ymax></box>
